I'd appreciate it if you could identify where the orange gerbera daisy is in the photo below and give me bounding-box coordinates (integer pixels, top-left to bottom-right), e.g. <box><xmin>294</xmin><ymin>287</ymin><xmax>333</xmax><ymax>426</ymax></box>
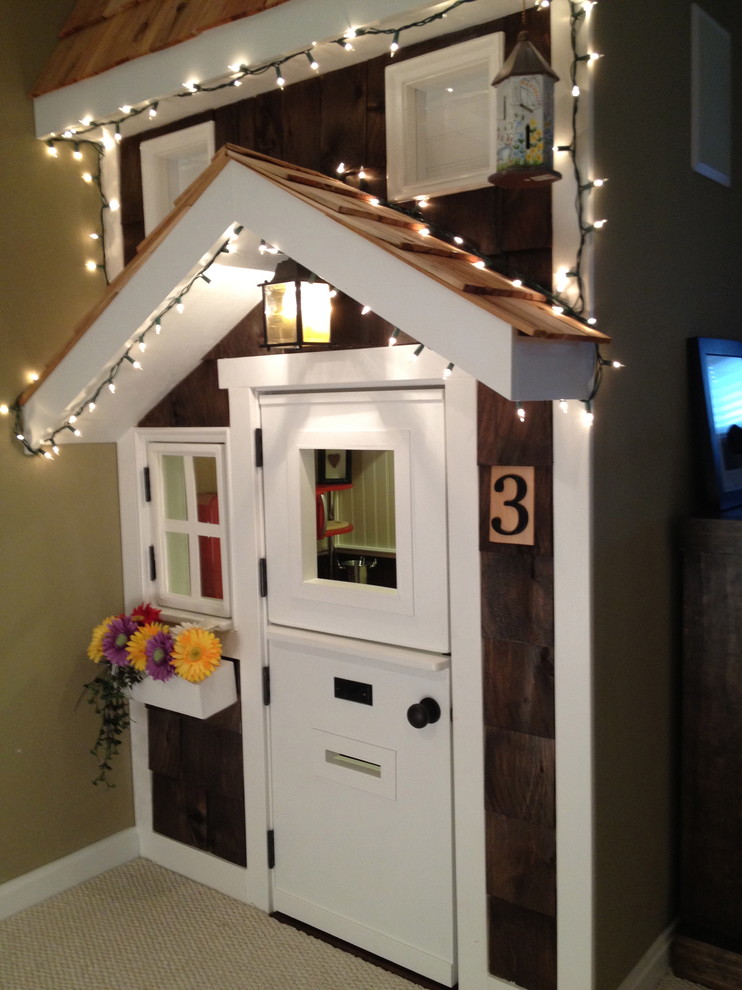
<box><xmin>171</xmin><ymin>627</ymin><xmax>222</xmax><ymax>683</ymax></box>
<box><xmin>126</xmin><ymin>622</ymin><xmax>167</xmax><ymax>672</ymax></box>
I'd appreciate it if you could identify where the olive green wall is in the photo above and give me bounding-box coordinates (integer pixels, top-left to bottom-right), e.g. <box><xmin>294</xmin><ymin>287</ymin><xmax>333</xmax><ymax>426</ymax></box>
<box><xmin>591</xmin><ymin>1</ymin><xmax>742</xmax><ymax>986</ymax></box>
<box><xmin>0</xmin><ymin>1</ymin><xmax>133</xmax><ymax>884</ymax></box>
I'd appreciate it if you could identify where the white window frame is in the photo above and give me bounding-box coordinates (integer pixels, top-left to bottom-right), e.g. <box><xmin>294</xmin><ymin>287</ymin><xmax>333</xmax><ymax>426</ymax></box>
<box><xmin>118</xmin><ymin>427</ymin><xmax>232</xmax><ymax>626</ymax></box>
<box><xmin>385</xmin><ymin>33</ymin><xmax>503</xmax><ymax>202</ymax></box>
<box><xmin>147</xmin><ymin>440</ymin><xmax>231</xmax><ymax>619</ymax></box>
<box><xmin>140</xmin><ymin>121</ymin><xmax>216</xmax><ymax>234</ymax></box>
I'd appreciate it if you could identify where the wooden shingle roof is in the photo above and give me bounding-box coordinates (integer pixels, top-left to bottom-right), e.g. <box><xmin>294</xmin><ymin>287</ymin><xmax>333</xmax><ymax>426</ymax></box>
<box><xmin>32</xmin><ymin>0</ymin><xmax>292</xmax><ymax>96</ymax></box>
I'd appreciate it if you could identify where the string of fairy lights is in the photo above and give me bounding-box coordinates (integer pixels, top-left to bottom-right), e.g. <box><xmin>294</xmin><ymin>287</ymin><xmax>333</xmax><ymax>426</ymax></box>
<box><xmin>4</xmin><ymin>0</ymin><xmax>620</xmax><ymax>456</ymax></box>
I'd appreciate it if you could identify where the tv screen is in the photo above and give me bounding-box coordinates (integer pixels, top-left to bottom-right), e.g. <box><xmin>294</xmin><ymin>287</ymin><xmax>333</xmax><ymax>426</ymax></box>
<box><xmin>689</xmin><ymin>336</ymin><xmax>742</xmax><ymax>512</ymax></box>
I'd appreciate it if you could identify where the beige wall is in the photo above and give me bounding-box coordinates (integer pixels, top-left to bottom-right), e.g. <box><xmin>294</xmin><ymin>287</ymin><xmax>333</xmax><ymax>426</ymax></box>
<box><xmin>591</xmin><ymin>0</ymin><xmax>742</xmax><ymax>985</ymax></box>
<box><xmin>0</xmin><ymin>1</ymin><xmax>133</xmax><ymax>884</ymax></box>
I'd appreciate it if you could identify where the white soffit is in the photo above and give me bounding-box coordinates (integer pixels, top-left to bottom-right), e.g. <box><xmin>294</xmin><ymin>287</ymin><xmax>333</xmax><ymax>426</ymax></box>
<box><xmin>33</xmin><ymin>0</ymin><xmax>522</xmax><ymax>139</ymax></box>
<box><xmin>20</xmin><ymin>156</ymin><xmax>596</xmax><ymax>451</ymax></box>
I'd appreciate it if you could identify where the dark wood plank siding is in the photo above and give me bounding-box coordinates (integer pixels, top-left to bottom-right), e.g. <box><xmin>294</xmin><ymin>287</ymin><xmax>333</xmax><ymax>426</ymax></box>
<box><xmin>479</xmin><ymin>386</ymin><xmax>556</xmax><ymax>990</ymax></box>
<box><xmin>123</xmin><ymin>12</ymin><xmax>555</xmax><ymax>986</ymax></box>
<box><xmin>148</xmin><ymin>677</ymin><xmax>246</xmax><ymax>867</ymax></box>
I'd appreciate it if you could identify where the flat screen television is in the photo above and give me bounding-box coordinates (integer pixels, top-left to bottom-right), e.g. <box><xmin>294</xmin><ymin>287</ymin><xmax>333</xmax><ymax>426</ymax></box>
<box><xmin>689</xmin><ymin>336</ymin><xmax>742</xmax><ymax>512</ymax></box>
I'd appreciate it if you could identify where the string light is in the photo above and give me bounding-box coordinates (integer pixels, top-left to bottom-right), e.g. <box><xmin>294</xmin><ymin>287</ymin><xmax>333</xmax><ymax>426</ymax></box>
<box><xmin>389</xmin><ymin>328</ymin><xmax>401</xmax><ymax>347</ymax></box>
<box><xmin>516</xmin><ymin>404</ymin><xmax>526</xmax><ymax>422</ymax></box>
<box><xmin>443</xmin><ymin>362</ymin><xmax>454</xmax><ymax>379</ymax></box>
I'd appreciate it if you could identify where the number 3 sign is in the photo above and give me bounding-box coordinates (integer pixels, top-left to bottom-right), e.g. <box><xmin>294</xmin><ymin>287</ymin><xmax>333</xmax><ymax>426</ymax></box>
<box><xmin>489</xmin><ymin>466</ymin><xmax>535</xmax><ymax>546</ymax></box>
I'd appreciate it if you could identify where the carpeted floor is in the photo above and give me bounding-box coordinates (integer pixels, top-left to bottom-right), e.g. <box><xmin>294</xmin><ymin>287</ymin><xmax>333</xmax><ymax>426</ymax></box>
<box><xmin>0</xmin><ymin>857</ymin><xmax>712</xmax><ymax>990</ymax></box>
<box><xmin>0</xmin><ymin>858</ymin><xmax>422</xmax><ymax>990</ymax></box>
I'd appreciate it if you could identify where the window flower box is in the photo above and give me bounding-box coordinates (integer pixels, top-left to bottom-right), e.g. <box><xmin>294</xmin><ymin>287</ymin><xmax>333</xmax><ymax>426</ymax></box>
<box><xmin>126</xmin><ymin>658</ymin><xmax>237</xmax><ymax>719</ymax></box>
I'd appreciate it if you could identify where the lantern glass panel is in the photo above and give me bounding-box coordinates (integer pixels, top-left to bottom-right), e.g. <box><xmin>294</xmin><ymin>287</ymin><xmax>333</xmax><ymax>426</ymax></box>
<box><xmin>264</xmin><ymin>281</ymin><xmax>298</xmax><ymax>345</ymax></box>
<box><xmin>299</xmin><ymin>282</ymin><xmax>332</xmax><ymax>343</ymax></box>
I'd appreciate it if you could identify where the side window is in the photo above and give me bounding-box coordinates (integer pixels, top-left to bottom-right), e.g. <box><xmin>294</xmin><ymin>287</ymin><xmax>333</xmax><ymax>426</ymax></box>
<box><xmin>148</xmin><ymin>442</ymin><xmax>230</xmax><ymax>618</ymax></box>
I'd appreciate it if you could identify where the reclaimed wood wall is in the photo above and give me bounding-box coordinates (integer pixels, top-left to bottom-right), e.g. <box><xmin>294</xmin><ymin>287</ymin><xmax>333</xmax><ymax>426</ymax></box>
<box><xmin>121</xmin><ymin>9</ymin><xmax>556</xmax><ymax>988</ymax></box>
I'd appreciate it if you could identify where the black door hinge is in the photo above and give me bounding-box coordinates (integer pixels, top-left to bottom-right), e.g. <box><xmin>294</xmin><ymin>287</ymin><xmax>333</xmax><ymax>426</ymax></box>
<box><xmin>267</xmin><ymin>829</ymin><xmax>275</xmax><ymax>869</ymax></box>
<box><xmin>255</xmin><ymin>428</ymin><xmax>263</xmax><ymax>468</ymax></box>
<box><xmin>262</xmin><ymin>666</ymin><xmax>271</xmax><ymax>706</ymax></box>
<box><xmin>148</xmin><ymin>545</ymin><xmax>156</xmax><ymax>581</ymax></box>
<box><xmin>143</xmin><ymin>466</ymin><xmax>152</xmax><ymax>502</ymax></box>
<box><xmin>259</xmin><ymin>557</ymin><xmax>268</xmax><ymax>597</ymax></box>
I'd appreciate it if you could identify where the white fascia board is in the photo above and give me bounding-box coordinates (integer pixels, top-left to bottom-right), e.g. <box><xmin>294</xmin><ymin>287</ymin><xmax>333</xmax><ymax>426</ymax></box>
<box><xmin>33</xmin><ymin>0</ymin><xmax>517</xmax><ymax>139</ymax></box>
<box><xmin>226</xmin><ymin>163</ymin><xmax>519</xmax><ymax>398</ymax></box>
<box><xmin>22</xmin><ymin>178</ymin><xmax>265</xmax><ymax>448</ymax></box>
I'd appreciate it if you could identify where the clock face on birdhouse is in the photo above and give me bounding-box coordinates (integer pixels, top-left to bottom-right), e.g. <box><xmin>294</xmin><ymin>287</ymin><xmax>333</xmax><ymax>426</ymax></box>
<box><xmin>495</xmin><ymin>73</ymin><xmax>554</xmax><ymax>174</ymax></box>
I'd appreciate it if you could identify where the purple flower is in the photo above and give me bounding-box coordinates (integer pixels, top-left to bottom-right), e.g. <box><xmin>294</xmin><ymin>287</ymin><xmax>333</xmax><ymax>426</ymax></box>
<box><xmin>144</xmin><ymin>630</ymin><xmax>176</xmax><ymax>682</ymax></box>
<box><xmin>101</xmin><ymin>616</ymin><xmax>139</xmax><ymax>666</ymax></box>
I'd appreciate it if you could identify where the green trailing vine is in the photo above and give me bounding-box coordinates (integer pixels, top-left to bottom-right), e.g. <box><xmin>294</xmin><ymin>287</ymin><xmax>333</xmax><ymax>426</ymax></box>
<box><xmin>83</xmin><ymin>663</ymin><xmax>143</xmax><ymax>787</ymax></box>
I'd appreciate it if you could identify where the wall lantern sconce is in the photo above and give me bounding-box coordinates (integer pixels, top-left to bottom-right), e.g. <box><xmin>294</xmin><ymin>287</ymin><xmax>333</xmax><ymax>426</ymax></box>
<box><xmin>260</xmin><ymin>259</ymin><xmax>332</xmax><ymax>348</ymax></box>
<box><xmin>489</xmin><ymin>30</ymin><xmax>561</xmax><ymax>188</ymax></box>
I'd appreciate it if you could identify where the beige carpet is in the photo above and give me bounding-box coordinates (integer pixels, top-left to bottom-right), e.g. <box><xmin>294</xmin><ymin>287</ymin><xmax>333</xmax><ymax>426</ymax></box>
<box><xmin>0</xmin><ymin>857</ymin><xmax>713</xmax><ymax>990</ymax></box>
<box><xmin>0</xmin><ymin>858</ymin><xmax>423</xmax><ymax>990</ymax></box>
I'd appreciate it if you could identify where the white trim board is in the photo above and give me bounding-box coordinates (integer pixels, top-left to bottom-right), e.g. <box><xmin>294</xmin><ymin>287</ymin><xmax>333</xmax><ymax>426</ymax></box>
<box><xmin>0</xmin><ymin>829</ymin><xmax>139</xmax><ymax>921</ymax></box>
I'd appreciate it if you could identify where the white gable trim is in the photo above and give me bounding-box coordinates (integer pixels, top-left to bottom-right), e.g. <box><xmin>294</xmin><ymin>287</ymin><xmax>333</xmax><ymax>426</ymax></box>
<box><xmin>20</xmin><ymin>157</ymin><xmax>597</xmax><ymax>452</ymax></box>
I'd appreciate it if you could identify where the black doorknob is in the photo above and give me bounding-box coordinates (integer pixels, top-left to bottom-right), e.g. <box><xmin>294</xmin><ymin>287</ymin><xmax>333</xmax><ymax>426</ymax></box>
<box><xmin>407</xmin><ymin>697</ymin><xmax>442</xmax><ymax>728</ymax></box>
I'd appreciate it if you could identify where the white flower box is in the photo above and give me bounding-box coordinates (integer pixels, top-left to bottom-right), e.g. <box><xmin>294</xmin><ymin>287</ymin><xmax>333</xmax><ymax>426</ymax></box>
<box><xmin>126</xmin><ymin>660</ymin><xmax>237</xmax><ymax>719</ymax></box>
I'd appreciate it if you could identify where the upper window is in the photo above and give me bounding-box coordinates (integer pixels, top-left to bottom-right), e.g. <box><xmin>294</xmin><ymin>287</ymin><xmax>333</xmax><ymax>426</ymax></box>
<box><xmin>148</xmin><ymin>441</ymin><xmax>230</xmax><ymax>618</ymax></box>
<box><xmin>385</xmin><ymin>34</ymin><xmax>503</xmax><ymax>202</ymax></box>
<box><xmin>139</xmin><ymin>122</ymin><xmax>215</xmax><ymax>234</ymax></box>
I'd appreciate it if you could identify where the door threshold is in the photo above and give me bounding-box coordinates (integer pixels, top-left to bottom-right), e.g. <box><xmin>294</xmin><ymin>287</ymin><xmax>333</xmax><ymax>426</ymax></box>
<box><xmin>270</xmin><ymin>912</ymin><xmax>457</xmax><ymax>990</ymax></box>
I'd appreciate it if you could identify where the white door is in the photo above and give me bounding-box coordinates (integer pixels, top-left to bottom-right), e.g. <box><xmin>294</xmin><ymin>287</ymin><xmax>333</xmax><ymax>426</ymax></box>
<box><xmin>260</xmin><ymin>388</ymin><xmax>455</xmax><ymax>985</ymax></box>
<box><xmin>267</xmin><ymin>627</ymin><xmax>455</xmax><ymax>986</ymax></box>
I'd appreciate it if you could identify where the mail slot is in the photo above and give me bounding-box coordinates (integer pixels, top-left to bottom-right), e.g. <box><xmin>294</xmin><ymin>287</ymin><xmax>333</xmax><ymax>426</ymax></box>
<box><xmin>334</xmin><ymin>676</ymin><xmax>373</xmax><ymax>705</ymax></box>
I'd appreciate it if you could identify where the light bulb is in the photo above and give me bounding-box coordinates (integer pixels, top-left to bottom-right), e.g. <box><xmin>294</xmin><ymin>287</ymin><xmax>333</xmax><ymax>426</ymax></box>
<box><xmin>389</xmin><ymin>328</ymin><xmax>400</xmax><ymax>347</ymax></box>
<box><xmin>89</xmin><ymin>232</ymin><xmax>99</xmax><ymax>240</ymax></box>
<box><xmin>512</xmin><ymin>278</ymin><xmax>523</xmax><ymax>288</ymax></box>
<box><xmin>0</xmin><ymin>404</ymin><xmax>8</xmax><ymax>415</ymax></box>
<box><xmin>176</xmin><ymin>299</ymin><xmax>184</xmax><ymax>314</ymax></box>
<box><xmin>409</xmin><ymin>344</ymin><xmax>424</xmax><ymax>362</ymax></box>
<box><xmin>44</xmin><ymin>451</ymin><xmax>53</xmax><ymax>459</ymax></box>
<box><xmin>82</xmin><ymin>172</ymin><xmax>93</xmax><ymax>183</ymax></box>
<box><xmin>443</xmin><ymin>362</ymin><xmax>454</xmax><ymax>379</ymax></box>
<box><xmin>559</xmin><ymin>399</ymin><xmax>569</xmax><ymax>413</ymax></box>
<box><xmin>149</xmin><ymin>105</ymin><xmax>158</xmax><ymax>118</ymax></box>
<box><xmin>336</xmin><ymin>162</ymin><xmax>346</xmax><ymax>174</ymax></box>
<box><xmin>453</xmin><ymin>236</ymin><xmax>464</xmax><ymax>245</ymax></box>
<box><xmin>368</xmin><ymin>197</ymin><xmax>380</xmax><ymax>206</ymax></box>
<box><xmin>517</xmin><ymin>405</ymin><xmax>526</xmax><ymax>423</ymax></box>
<box><xmin>108</xmin><ymin>197</ymin><xmax>120</xmax><ymax>212</ymax></box>
<box><xmin>418</xmin><ymin>226</ymin><xmax>430</xmax><ymax>237</ymax></box>
<box><xmin>155</xmin><ymin>319</ymin><xmax>162</xmax><ymax>334</ymax></box>
<box><xmin>552</xmin><ymin>305</ymin><xmax>565</xmax><ymax>315</ymax></box>
<box><xmin>68</xmin><ymin>414</ymin><xmax>77</xmax><ymax>424</ymax></box>
<box><xmin>572</xmin><ymin>84</ymin><xmax>581</xmax><ymax>98</ymax></box>
<box><xmin>473</xmin><ymin>260</ymin><xmax>486</xmax><ymax>269</ymax></box>
<box><xmin>46</xmin><ymin>141</ymin><xmax>58</xmax><ymax>157</ymax></box>
<box><xmin>72</xmin><ymin>146</ymin><xmax>83</xmax><ymax>161</ymax></box>
<box><xmin>85</xmin><ymin>260</ymin><xmax>98</xmax><ymax>271</ymax></box>
<box><xmin>119</xmin><ymin>105</ymin><xmax>132</xmax><ymax>114</ymax></box>
<box><xmin>361</xmin><ymin>305</ymin><xmax>371</xmax><ymax>315</ymax></box>
<box><xmin>88</xmin><ymin>402</ymin><xmax>96</xmax><ymax>413</ymax></box>
<box><xmin>108</xmin><ymin>382</ymin><xmax>116</xmax><ymax>394</ymax></box>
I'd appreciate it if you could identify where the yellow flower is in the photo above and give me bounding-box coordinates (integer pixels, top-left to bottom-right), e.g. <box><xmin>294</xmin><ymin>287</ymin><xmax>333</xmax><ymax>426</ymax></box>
<box><xmin>87</xmin><ymin>616</ymin><xmax>117</xmax><ymax>663</ymax></box>
<box><xmin>126</xmin><ymin>622</ymin><xmax>167</xmax><ymax>671</ymax></box>
<box><xmin>171</xmin><ymin>627</ymin><xmax>222</xmax><ymax>683</ymax></box>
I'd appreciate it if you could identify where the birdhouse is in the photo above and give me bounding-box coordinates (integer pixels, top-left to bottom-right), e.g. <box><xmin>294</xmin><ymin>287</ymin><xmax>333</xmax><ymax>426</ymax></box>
<box><xmin>489</xmin><ymin>31</ymin><xmax>561</xmax><ymax>188</ymax></box>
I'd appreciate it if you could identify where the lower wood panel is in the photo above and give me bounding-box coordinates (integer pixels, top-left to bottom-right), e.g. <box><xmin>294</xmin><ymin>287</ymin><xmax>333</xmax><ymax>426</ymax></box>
<box><xmin>672</xmin><ymin>935</ymin><xmax>742</xmax><ymax>990</ymax></box>
<box><xmin>488</xmin><ymin>897</ymin><xmax>556</xmax><ymax>990</ymax></box>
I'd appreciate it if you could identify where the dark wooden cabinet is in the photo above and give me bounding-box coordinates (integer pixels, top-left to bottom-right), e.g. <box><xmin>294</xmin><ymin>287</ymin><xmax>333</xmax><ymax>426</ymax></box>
<box><xmin>673</xmin><ymin>517</ymin><xmax>742</xmax><ymax>990</ymax></box>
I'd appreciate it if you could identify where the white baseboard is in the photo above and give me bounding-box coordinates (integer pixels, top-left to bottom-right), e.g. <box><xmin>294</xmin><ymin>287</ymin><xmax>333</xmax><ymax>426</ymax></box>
<box><xmin>616</xmin><ymin>923</ymin><xmax>675</xmax><ymax>990</ymax></box>
<box><xmin>138</xmin><ymin>831</ymin><xmax>247</xmax><ymax>903</ymax></box>
<box><xmin>0</xmin><ymin>828</ymin><xmax>139</xmax><ymax>921</ymax></box>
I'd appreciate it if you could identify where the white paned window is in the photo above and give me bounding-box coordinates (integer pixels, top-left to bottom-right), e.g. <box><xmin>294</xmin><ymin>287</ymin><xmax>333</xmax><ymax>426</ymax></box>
<box><xmin>148</xmin><ymin>441</ymin><xmax>230</xmax><ymax>618</ymax></box>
